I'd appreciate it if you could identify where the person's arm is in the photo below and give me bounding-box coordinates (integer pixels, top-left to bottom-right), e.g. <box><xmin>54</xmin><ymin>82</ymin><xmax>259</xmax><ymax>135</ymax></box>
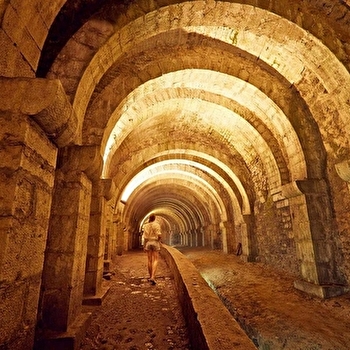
<box><xmin>143</xmin><ymin>226</ymin><xmax>148</xmax><ymax>250</ymax></box>
<box><xmin>143</xmin><ymin>235</ymin><xmax>149</xmax><ymax>251</ymax></box>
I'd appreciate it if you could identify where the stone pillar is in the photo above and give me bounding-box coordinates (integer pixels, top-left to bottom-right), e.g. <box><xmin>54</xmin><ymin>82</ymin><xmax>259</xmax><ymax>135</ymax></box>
<box><xmin>185</xmin><ymin>231</ymin><xmax>190</xmax><ymax>246</ymax></box>
<box><xmin>222</xmin><ymin>220</ymin><xmax>235</xmax><ymax>254</ymax></box>
<box><xmin>83</xmin><ymin>179</ymin><xmax>114</xmax><ymax>305</ymax></box>
<box><xmin>211</xmin><ymin>223</ymin><xmax>221</xmax><ymax>249</ymax></box>
<box><xmin>282</xmin><ymin>180</ymin><xmax>347</xmax><ymax>298</ymax></box>
<box><xmin>198</xmin><ymin>227</ymin><xmax>205</xmax><ymax>247</ymax></box>
<box><xmin>104</xmin><ymin>207</ymin><xmax>115</xmax><ymax>268</ymax></box>
<box><xmin>180</xmin><ymin>232</ymin><xmax>185</xmax><ymax>246</ymax></box>
<box><xmin>188</xmin><ymin>230</ymin><xmax>193</xmax><ymax>247</ymax></box>
<box><xmin>203</xmin><ymin>225</ymin><xmax>211</xmax><ymax>247</ymax></box>
<box><xmin>0</xmin><ymin>114</ymin><xmax>57</xmax><ymax>350</ymax></box>
<box><xmin>35</xmin><ymin>146</ymin><xmax>101</xmax><ymax>349</ymax></box>
<box><xmin>115</xmin><ymin>220</ymin><xmax>124</xmax><ymax>256</ymax></box>
<box><xmin>193</xmin><ymin>228</ymin><xmax>199</xmax><ymax>247</ymax></box>
<box><xmin>219</xmin><ymin>222</ymin><xmax>228</xmax><ymax>253</ymax></box>
<box><xmin>241</xmin><ymin>215</ymin><xmax>257</xmax><ymax>262</ymax></box>
<box><xmin>0</xmin><ymin>77</ymin><xmax>77</xmax><ymax>350</ymax></box>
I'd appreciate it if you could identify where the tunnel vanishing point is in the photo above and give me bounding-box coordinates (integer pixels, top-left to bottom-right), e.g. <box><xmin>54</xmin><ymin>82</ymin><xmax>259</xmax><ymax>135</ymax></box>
<box><xmin>1</xmin><ymin>0</ymin><xmax>350</xmax><ymax>349</ymax></box>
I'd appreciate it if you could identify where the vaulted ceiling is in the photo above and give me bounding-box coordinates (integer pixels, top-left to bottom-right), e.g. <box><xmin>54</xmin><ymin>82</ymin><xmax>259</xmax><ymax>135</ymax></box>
<box><xmin>5</xmin><ymin>0</ymin><xmax>350</xmax><ymax>235</ymax></box>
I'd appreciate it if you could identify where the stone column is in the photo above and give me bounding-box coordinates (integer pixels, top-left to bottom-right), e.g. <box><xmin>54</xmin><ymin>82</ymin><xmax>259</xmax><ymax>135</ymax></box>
<box><xmin>221</xmin><ymin>222</ymin><xmax>229</xmax><ymax>253</ymax></box>
<box><xmin>35</xmin><ymin>146</ymin><xmax>100</xmax><ymax>349</ymax></box>
<box><xmin>193</xmin><ymin>228</ymin><xmax>199</xmax><ymax>247</ymax></box>
<box><xmin>83</xmin><ymin>179</ymin><xmax>114</xmax><ymax>305</ymax></box>
<box><xmin>103</xmin><ymin>206</ymin><xmax>115</xmax><ymax>269</ymax></box>
<box><xmin>222</xmin><ymin>220</ymin><xmax>235</xmax><ymax>254</ymax></box>
<box><xmin>0</xmin><ymin>77</ymin><xmax>76</xmax><ymax>350</ymax></box>
<box><xmin>180</xmin><ymin>232</ymin><xmax>185</xmax><ymax>246</ymax></box>
<box><xmin>188</xmin><ymin>230</ymin><xmax>193</xmax><ymax>247</ymax></box>
<box><xmin>210</xmin><ymin>223</ymin><xmax>220</xmax><ymax>249</ymax></box>
<box><xmin>203</xmin><ymin>225</ymin><xmax>211</xmax><ymax>247</ymax></box>
<box><xmin>198</xmin><ymin>227</ymin><xmax>205</xmax><ymax>247</ymax></box>
<box><xmin>0</xmin><ymin>114</ymin><xmax>57</xmax><ymax>350</ymax></box>
<box><xmin>115</xmin><ymin>220</ymin><xmax>124</xmax><ymax>256</ymax></box>
<box><xmin>282</xmin><ymin>180</ymin><xmax>347</xmax><ymax>298</ymax></box>
<box><xmin>241</xmin><ymin>215</ymin><xmax>257</xmax><ymax>262</ymax></box>
<box><xmin>185</xmin><ymin>231</ymin><xmax>190</xmax><ymax>246</ymax></box>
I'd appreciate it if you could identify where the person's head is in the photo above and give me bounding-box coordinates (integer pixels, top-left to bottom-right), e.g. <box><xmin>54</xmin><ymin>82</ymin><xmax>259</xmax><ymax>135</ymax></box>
<box><xmin>149</xmin><ymin>214</ymin><xmax>156</xmax><ymax>222</ymax></box>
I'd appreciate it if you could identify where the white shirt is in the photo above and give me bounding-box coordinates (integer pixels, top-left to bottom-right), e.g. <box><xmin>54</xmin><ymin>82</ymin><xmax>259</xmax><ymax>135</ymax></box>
<box><xmin>143</xmin><ymin>221</ymin><xmax>161</xmax><ymax>240</ymax></box>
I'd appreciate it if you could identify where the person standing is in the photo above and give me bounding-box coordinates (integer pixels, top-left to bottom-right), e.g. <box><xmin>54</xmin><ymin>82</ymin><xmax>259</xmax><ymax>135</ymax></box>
<box><xmin>143</xmin><ymin>214</ymin><xmax>162</xmax><ymax>285</ymax></box>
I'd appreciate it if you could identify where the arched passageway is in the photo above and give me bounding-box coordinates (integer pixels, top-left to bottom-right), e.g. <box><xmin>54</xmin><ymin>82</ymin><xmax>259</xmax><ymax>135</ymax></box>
<box><xmin>1</xmin><ymin>1</ymin><xmax>350</xmax><ymax>349</ymax></box>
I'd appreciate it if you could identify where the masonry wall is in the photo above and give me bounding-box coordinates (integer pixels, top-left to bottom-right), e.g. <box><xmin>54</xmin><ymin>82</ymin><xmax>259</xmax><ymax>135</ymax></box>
<box><xmin>327</xmin><ymin>164</ymin><xmax>350</xmax><ymax>285</ymax></box>
<box><xmin>0</xmin><ymin>114</ymin><xmax>57</xmax><ymax>349</ymax></box>
<box><xmin>254</xmin><ymin>195</ymin><xmax>299</xmax><ymax>275</ymax></box>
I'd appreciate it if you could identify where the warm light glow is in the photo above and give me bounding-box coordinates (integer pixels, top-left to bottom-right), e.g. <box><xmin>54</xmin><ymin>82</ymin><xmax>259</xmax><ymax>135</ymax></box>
<box><xmin>121</xmin><ymin>160</ymin><xmax>217</xmax><ymax>202</ymax></box>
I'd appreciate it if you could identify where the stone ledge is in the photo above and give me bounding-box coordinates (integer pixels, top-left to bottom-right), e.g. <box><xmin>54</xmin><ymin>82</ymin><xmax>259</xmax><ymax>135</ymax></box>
<box><xmin>103</xmin><ymin>259</ymin><xmax>112</xmax><ymax>272</ymax></box>
<box><xmin>161</xmin><ymin>244</ymin><xmax>256</xmax><ymax>350</ymax></box>
<box><xmin>34</xmin><ymin>312</ymin><xmax>91</xmax><ymax>350</ymax></box>
<box><xmin>82</xmin><ymin>285</ymin><xmax>111</xmax><ymax>306</ymax></box>
<box><xmin>294</xmin><ymin>279</ymin><xmax>349</xmax><ymax>299</ymax></box>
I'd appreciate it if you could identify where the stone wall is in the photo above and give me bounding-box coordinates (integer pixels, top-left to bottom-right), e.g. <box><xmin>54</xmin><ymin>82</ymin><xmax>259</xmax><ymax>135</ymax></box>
<box><xmin>160</xmin><ymin>244</ymin><xmax>257</xmax><ymax>350</ymax></box>
<box><xmin>0</xmin><ymin>114</ymin><xmax>57</xmax><ymax>349</ymax></box>
<box><xmin>255</xmin><ymin>196</ymin><xmax>298</xmax><ymax>275</ymax></box>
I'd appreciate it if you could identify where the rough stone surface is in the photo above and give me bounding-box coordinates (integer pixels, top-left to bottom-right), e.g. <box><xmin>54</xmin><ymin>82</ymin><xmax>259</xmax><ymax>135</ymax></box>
<box><xmin>80</xmin><ymin>250</ymin><xmax>191</xmax><ymax>350</ymax></box>
<box><xmin>79</xmin><ymin>247</ymin><xmax>350</xmax><ymax>350</ymax></box>
<box><xmin>1</xmin><ymin>1</ymin><xmax>350</xmax><ymax>349</ymax></box>
<box><xmin>181</xmin><ymin>247</ymin><xmax>350</xmax><ymax>350</ymax></box>
<box><xmin>0</xmin><ymin>114</ymin><xmax>57</xmax><ymax>349</ymax></box>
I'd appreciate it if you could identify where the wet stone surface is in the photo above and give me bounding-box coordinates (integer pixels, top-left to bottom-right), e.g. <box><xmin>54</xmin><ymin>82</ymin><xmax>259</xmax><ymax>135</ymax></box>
<box><xmin>80</xmin><ymin>250</ymin><xmax>191</xmax><ymax>350</ymax></box>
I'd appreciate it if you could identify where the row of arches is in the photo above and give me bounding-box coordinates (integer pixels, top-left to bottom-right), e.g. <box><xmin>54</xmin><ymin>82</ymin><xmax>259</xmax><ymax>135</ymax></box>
<box><xmin>1</xmin><ymin>1</ymin><xmax>350</xmax><ymax>349</ymax></box>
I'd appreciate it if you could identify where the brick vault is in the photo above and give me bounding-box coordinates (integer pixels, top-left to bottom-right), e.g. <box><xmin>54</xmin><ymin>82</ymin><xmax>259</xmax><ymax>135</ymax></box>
<box><xmin>0</xmin><ymin>1</ymin><xmax>350</xmax><ymax>349</ymax></box>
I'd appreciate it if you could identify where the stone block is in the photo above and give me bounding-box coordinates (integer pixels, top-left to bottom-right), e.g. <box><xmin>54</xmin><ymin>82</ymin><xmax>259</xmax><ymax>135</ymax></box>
<box><xmin>9</xmin><ymin>0</ymin><xmax>48</xmax><ymax>48</ymax></box>
<box><xmin>294</xmin><ymin>221</ymin><xmax>313</xmax><ymax>241</ymax></box>
<box><xmin>88</xmin><ymin>213</ymin><xmax>102</xmax><ymax>235</ymax></box>
<box><xmin>294</xmin><ymin>279</ymin><xmax>349</xmax><ymax>299</ymax></box>
<box><xmin>48</xmin><ymin>215</ymin><xmax>78</xmax><ymax>253</ymax></box>
<box><xmin>0</xmin><ymin>281</ymin><xmax>25</xmax><ymax>344</ymax></box>
<box><xmin>43</xmin><ymin>252</ymin><xmax>74</xmax><ymax>290</ymax></box>
<box><xmin>0</xmin><ymin>114</ymin><xmax>57</xmax><ymax>182</ymax></box>
<box><xmin>35</xmin><ymin>312</ymin><xmax>92</xmax><ymax>350</ymax></box>
<box><xmin>36</xmin><ymin>1</ymin><xmax>61</xmax><ymax>28</ymax></box>
<box><xmin>299</xmin><ymin>260</ymin><xmax>319</xmax><ymax>284</ymax></box>
<box><xmin>2</xmin><ymin>4</ymin><xmax>41</xmax><ymax>70</ymax></box>
<box><xmin>41</xmin><ymin>288</ymin><xmax>71</xmax><ymax>331</ymax></box>
<box><xmin>83</xmin><ymin>285</ymin><xmax>110</xmax><ymax>305</ymax></box>
<box><xmin>103</xmin><ymin>260</ymin><xmax>111</xmax><ymax>272</ymax></box>
<box><xmin>89</xmin><ymin>197</ymin><xmax>103</xmax><ymax>214</ymax></box>
<box><xmin>0</xmin><ymin>172</ymin><xmax>17</xmax><ymax>216</ymax></box>
<box><xmin>0</xmin><ymin>30</ymin><xmax>33</xmax><ymax>77</ymax></box>
<box><xmin>34</xmin><ymin>187</ymin><xmax>54</xmax><ymax>226</ymax></box>
<box><xmin>85</xmin><ymin>253</ymin><xmax>98</xmax><ymax>272</ymax></box>
<box><xmin>0</xmin><ymin>79</ymin><xmax>78</xmax><ymax>147</ymax></box>
<box><xmin>0</xmin><ymin>208</ymin><xmax>49</xmax><ymax>283</ymax></box>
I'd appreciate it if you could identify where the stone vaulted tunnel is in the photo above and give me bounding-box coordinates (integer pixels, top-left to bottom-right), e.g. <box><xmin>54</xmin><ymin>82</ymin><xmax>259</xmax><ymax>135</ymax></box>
<box><xmin>1</xmin><ymin>0</ymin><xmax>350</xmax><ymax>349</ymax></box>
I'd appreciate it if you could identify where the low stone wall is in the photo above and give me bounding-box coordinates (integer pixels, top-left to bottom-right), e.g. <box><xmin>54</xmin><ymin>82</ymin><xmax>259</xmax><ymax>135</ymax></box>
<box><xmin>160</xmin><ymin>245</ymin><xmax>256</xmax><ymax>350</ymax></box>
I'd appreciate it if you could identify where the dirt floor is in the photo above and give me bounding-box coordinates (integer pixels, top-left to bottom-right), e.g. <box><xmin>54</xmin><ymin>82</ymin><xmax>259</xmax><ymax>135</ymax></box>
<box><xmin>80</xmin><ymin>249</ymin><xmax>191</xmax><ymax>350</ymax></box>
<box><xmin>180</xmin><ymin>247</ymin><xmax>350</xmax><ymax>350</ymax></box>
<box><xmin>80</xmin><ymin>247</ymin><xmax>350</xmax><ymax>350</ymax></box>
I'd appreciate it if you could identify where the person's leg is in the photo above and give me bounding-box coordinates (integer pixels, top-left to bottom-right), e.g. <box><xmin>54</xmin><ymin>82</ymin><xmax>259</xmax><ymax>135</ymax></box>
<box><xmin>150</xmin><ymin>250</ymin><xmax>159</xmax><ymax>281</ymax></box>
<box><xmin>147</xmin><ymin>250</ymin><xmax>153</xmax><ymax>279</ymax></box>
